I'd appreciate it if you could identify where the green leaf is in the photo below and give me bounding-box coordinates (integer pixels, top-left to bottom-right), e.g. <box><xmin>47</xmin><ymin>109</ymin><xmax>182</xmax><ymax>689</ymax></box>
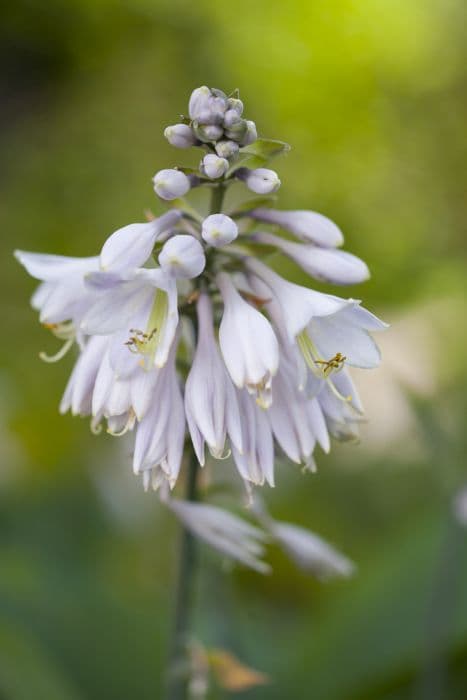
<box><xmin>240</xmin><ymin>138</ymin><xmax>291</xmax><ymax>160</ymax></box>
<box><xmin>225</xmin><ymin>139</ymin><xmax>291</xmax><ymax>176</ymax></box>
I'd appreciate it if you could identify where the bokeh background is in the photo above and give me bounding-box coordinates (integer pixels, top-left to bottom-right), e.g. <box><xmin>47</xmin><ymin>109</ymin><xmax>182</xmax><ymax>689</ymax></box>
<box><xmin>1</xmin><ymin>0</ymin><xmax>467</xmax><ymax>698</ymax></box>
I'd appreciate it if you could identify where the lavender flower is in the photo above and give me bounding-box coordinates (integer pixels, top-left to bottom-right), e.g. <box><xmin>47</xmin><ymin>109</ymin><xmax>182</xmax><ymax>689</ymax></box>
<box><xmin>15</xmin><ymin>84</ymin><xmax>387</xmax><ymax>500</ymax></box>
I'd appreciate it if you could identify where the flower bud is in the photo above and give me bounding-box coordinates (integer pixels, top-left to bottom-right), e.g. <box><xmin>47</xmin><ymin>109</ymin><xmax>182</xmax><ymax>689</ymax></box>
<box><xmin>188</xmin><ymin>86</ymin><xmax>211</xmax><ymax>120</ymax></box>
<box><xmin>240</xmin><ymin>120</ymin><xmax>257</xmax><ymax>146</ymax></box>
<box><xmin>249</xmin><ymin>208</ymin><xmax>344</xmax><ymax>247</ymax></box>
<box><xmin>224</xmin><ymin>119</ymin><xmax>248</xmax><ymax>142</ymax></box>
<box><xmin>152</xmin><ymin>169</ymin><xmax>191</xmax><ymax>200</ymax></box>
<box><xmin>202</xmin><ymin>154</ymin><xmax>229</xmax><ymax>179</ymax></box>
<box><xmin>223</xmin><ymin>109</ymin><xmax>243</xmax><ymax>129</ymax></box>
<box><xmin>227</xmin><ymin>97</ymin><xmax>244</xmax><ymax>115</ymax></box>
<box><xmin>215</xmin><ymin>140</ymin><xmax>239</xmax><ymax>159</ymax></box>
<box><xmin>158</xmin><ymin>235</ymin><xmax>206</xmax><ymax>278</ymax></box>
<box><xmin>189</xmin><ymin>86</ymin><xmax>228</xmax><ymax>124</ymax></box>
<box><xmin>201</xmin><ymin>214</ymin><xmax>238</xmax><ymax>247</ymax></box>
<box><xmin>193</xmin><ymin>122</ymin><xmax>224</xmax><ymax>143</ymax></box>
<box><xmin>164</xmin><ymin>123</ymin><xmax>197</xmax><ymax>149</ymax></box>
<box><xmin>237</xmin><ymin>167</ymin><xmax>281</xmax><ymax>194</ymax></box>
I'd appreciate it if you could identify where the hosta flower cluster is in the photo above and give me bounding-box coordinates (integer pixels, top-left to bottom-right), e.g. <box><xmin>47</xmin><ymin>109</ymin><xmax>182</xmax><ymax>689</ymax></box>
<box><xmin>16</xmin><ymin>86</ymin><xmax>386</xmax><ymax>572</ymax></box>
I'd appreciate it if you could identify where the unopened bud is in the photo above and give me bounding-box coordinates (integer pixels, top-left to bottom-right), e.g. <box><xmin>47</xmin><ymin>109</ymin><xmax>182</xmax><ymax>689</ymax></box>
<box><xmin>158</xmin><ymin>235</ymin><xmax>206</xmax><ymax>278</ymax></box>
<box><xmin>193</xmin><ymin>122</ymin><xmax>224</xmax><ymax>143</ymax></box>
<box><xmin>164</xmin><ymin>123</ymin><xmax>197</xmax><ymax>149</ymax></box>
<box><xmin>153</xmin><ymin>169</ymin><xmax>191</xmax><ymax>200</ymax></box>
<box><xmin>188</xmin><ymin>86</ymin><xmax>211</xmax><ymax>120</ymax></box>
<box><xmin>240</xmin><ymin>120</ymin><xmax>257</xmax><ymax>146</ymax></box>
<box><xmin>201</xmin><ymin>214</ymin><xmax>238</xmax><ymax>247</ymax></box>
<box><xmin>237</xmin><ymin>167</ymin><xmax>281</xmax><ymax>194</ymax></box>
<box><xmin>223</xmin><ymin>110</ymin><xmax>243</xmax><ymax>129</ymax></box>
<box><xmin>189</xmin><ymin>86</ymin><xmax>228</xmax><ymax>124</ymax></box>
<box><xmin>224</xmin><ymin>119</ymin><xmax>248</xmax><ymax>142</ymax></box>
<box><xmin>215</xmin><ymin>140</ymin><xmax>240</xmax><ymax>159</ymax></box>
<box><xmin>227</xmin><ymin>97</ymin><xmax>244</xmax><ymax>115</ymax></box>
<box><xmin>202</xmin><ymin>154</ymin><xmax>229</xmax><ymax>179</ymax></box>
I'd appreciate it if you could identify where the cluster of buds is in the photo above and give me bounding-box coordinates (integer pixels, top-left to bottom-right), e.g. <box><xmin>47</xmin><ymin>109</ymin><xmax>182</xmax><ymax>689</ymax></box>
<box><xmin>159</xmin><ymin>86</ymin><xmax>279</xmax><ymax>196</ymax></box>
<box><xmin>15</xmin><ymin>86</ymin><xmax>387</xmax><ymax>574</ymax></box>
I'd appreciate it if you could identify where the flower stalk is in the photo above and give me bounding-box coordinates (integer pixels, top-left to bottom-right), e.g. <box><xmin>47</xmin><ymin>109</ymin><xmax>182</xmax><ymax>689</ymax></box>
<box><xmin>165</xmin><ymin>450</ymin><xmax>200</xmax><ymax>700</ymax></box>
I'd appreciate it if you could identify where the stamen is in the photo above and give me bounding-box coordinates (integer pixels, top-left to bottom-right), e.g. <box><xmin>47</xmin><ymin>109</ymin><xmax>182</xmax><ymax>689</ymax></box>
<box><xmin>39</xmin><ymin>337</ymin><xmax>74</xmax><ymax>363</ymax></box>
<box><xmin>124</xmin><ymin>289</ymin><xmax>168</xmax><ymax>369</ymax></box>
<box><xmin>107</xmin><ymin>411</ymin><xmax>136</xmax><ymax>436</ymax></box>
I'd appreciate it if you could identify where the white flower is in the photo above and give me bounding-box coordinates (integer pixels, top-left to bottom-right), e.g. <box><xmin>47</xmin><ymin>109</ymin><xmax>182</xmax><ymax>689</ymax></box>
<box><xmin>167</xmin><ymin>500</ymin><xmax>270</xmax><ymax>573</ymax></box>
<box><xmin>133</xmin><ymin>348</ymin><xmax>185</xmax><ymax>490</ymax></box>
<box><xmin>232</xmin><ymin>389</ymin><xmax>275</xmax><ymax>486</ymax></box>
<box><xmin>14</xmin><ymin>250</ymin><xmax>99</xmax><ymax>328</ymax></box>
<box><xmin>164</xmin><ymin>123</ymin><xmax>197</xmax><ymax>149</ymax></box>
<box><xmin>247</xmin><ymin>258</ymin><xmax>386</xmax><ymax>369</ymax></box>
<box><xmin>16</xmin><ymin>83</ymin><xmax>387</xmax><ymax>507</ymax></box>
<box><xmin>99</xmin><ymin>210</ymin><xmax>181</xmax><ymax>272</ymax></box>
<box><xmin>82</xmin><ymin>267</ymin><xmax>179</xmax><ymax>369</ymax></box>
<box><xmin>202</xmin><ymin>154</ymin><xmax>229</xmax><ymax>179</ymax></box>
<box><xmin>238</xmin><ymin>168</ymin><xmax>281</xmax><ymax>194</ymax></box>
<box><xmin>185</xmin><ymin>294</ymin><xmax>243</xmax><ymax>464</ymax></box>
<box><xmin>153</xmin><ymin>169</ymin><xmax>191</xmax><ymax>200</ymax></box>
<box><xmin>217</xmin><ymin>272</ymin><xmax>279</xmax><ymax>407</ymax></box>
<box><xmin>253</xmin><ymin>231</ymin><xmax>369</xmax><ymax>285</ymax></box>
<box><xmin>158</xmin><ymin>234</ymin><xmax>206</xmax><ymax>279</ymax></box>
<box><xmin>270</xmin><ymin>520</ymin><xmax>355</xmax><ymax>579</ymax></box>
<box><xmin>249</xmin><ymin>208</ymin><xmax>344</xmax><ymax>247</ymax></box>
<box><xmin>201</xmin><ymin>214</ymin><xmax>238</xmax><ymax>247</ymax></box>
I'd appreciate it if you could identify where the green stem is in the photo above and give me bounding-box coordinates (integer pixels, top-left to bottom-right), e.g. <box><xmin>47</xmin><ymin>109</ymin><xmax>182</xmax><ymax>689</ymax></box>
<box><xmin>165</xmin><ymin>451</ymin><xmax>200</xmax><ymax>700</ymax></box>
<box><xmin>210</xmin><ymin>182</ymin><xmax>226</xmax><ymax>214</ymax></box>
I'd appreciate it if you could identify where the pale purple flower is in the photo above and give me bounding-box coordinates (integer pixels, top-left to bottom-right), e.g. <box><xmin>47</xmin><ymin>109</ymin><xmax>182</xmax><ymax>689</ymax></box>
<box><xmin>202</xmin><ymin>154</ymin><xmax>229</xmax><ymax>179</ymax></box>
<box><xmin>237</xmin><ymin>168</ymin><xmax>281</xmax><ymax>194</ymax></box>
<box><xmin>167</xmin><ymin>499</ymin><xmax>270</xmax><ymax>573</ymax></box>
<box><xmin>16</xmin><ymin>83</ymin><xmax>387</xmax><ymax>520</ymax></box>
<box><xmin>249</xmin><ymin>207</ymin><xmax>344</xmax><ymax>247</ymax></box>
<box><xmin>201</xmin><ymin>214</ymin><xmax>238</xmax><ymax>247</ymax></box>
<box><xmin>153</xmin><ymin>169</ymin><xmax>191</xmax><ymax>200</ymax></box>
<box><xmin>164</xmin><ymin>123</ymin><xmax>197</xmax><ymax>149</ymax></box>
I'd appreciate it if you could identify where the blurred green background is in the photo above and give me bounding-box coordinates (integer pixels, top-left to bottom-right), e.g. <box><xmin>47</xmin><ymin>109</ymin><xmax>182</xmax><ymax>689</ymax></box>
<box><xmin>1</xmin><ymin>0</ymin><xmax>466</xmax><ymax>697</ymax></box>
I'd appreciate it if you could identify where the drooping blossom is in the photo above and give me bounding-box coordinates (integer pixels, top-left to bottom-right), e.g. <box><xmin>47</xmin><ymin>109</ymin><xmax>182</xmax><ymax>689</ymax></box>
<box><xmin>16</xmin><ymin>85</ymin><xmax>387</xmax><ymax>570</ymax></box>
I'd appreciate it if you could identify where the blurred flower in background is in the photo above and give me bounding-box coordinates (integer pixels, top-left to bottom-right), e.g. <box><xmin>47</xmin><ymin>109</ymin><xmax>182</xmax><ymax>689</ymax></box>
<box><xmin>1</xmin><ymin>0</ymin><xmax>466</xmax><ymax>699</ymax></box>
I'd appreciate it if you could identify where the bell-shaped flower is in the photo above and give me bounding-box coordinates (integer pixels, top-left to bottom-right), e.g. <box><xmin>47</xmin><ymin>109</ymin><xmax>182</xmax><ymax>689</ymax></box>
<box><xmin>60</xmin><ymin>335</ymin><xmax>109</xmax><ymax>417</ymax></box>
<box><xmin>232</xmin><ymin>389</ymin><xmax>275</xmax><ymax>487</ymax></box>
<box><xmin>268</xmin><ymin>361</ymin><xmax>316</xmax><ymax>466</ymax></box>
<box><xmin>99</xmin><ymin>210</ymin><xmax>181</xmax><ymax>273</ymax></box>
<box><xmin>185</xmin><ymin>294</ymin><xmax>243</xmax><ymax>465</ymax></box>
<box><xmin>202</xmin><ymin>154</ymin><xmax>229</xmax><ymax>179</ymax></box>
<box><xmin>217</xmin><ymin>272</ymin><xmax>279</xmax><ymax>407</ymax></box>
<box><xmin>164</xmin><ymin>123</ymin><xmax>197</xmax><ymax>148</ymax></box>
<box><xmin>132</xmin><ymin>349</ymin><xmax>185</xmax><ymax>490</ymax></box>
<box><xmin>247</xmin><ymin>258</ymin><xmax>348</xmax><ymax>343</ymax></box>
<box><xmin>167</xmin><ymin>500</ymin><xmax>270</xmax><ymax>573</ymax></box>
<box><xmin>237</xmin><ymin>168</ymin><xmax>281</xmax><ymax>194</ymax></box>
<box><xmin>270</xmin><ymin>519</ymin><xmax>355</xmax><ymax>579</ymax></box>
<box><xmin>253</xmin><ymin>231</ymin><xmax>370</xmax><ymax>285</ymax></box>
<box><xmin>158</xmin><ymin>234</ymin><xmax>206</xmax><ymax>279</ymax></box>
<box><xmin>201</xmin><ymin>214</ymin><xmax>238</xmax><ymax>247</ymax></box>
<box><xmin>249</xmin><ymin>208</ymin><xmax>344</xmax><ymax>247</ymax></box>
<box><xmin>153</xmin><ymin>169</ymin><xmax>191</xmax><ymax>200</ymax></box>
<box><xmin>14</xmin><ymin>250</ymin><xmax>99</xmax><ymax>328</ymax></box>
<box><xmin>82</xmin><ymin>267</ymin><xmax>179</xmax><ymax>369</ymax></box>
<box><xmin>308</xmin><ymin>301</ymin><xmax>388</xmax><ymax>370</ymax></box>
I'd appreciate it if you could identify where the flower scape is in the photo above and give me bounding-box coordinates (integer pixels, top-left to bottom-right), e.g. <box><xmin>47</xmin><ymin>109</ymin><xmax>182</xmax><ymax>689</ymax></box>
<box><xmin>15</xmin><ymin>86</ymin><xmax>387</xmax><ymax>575</ymax></box>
